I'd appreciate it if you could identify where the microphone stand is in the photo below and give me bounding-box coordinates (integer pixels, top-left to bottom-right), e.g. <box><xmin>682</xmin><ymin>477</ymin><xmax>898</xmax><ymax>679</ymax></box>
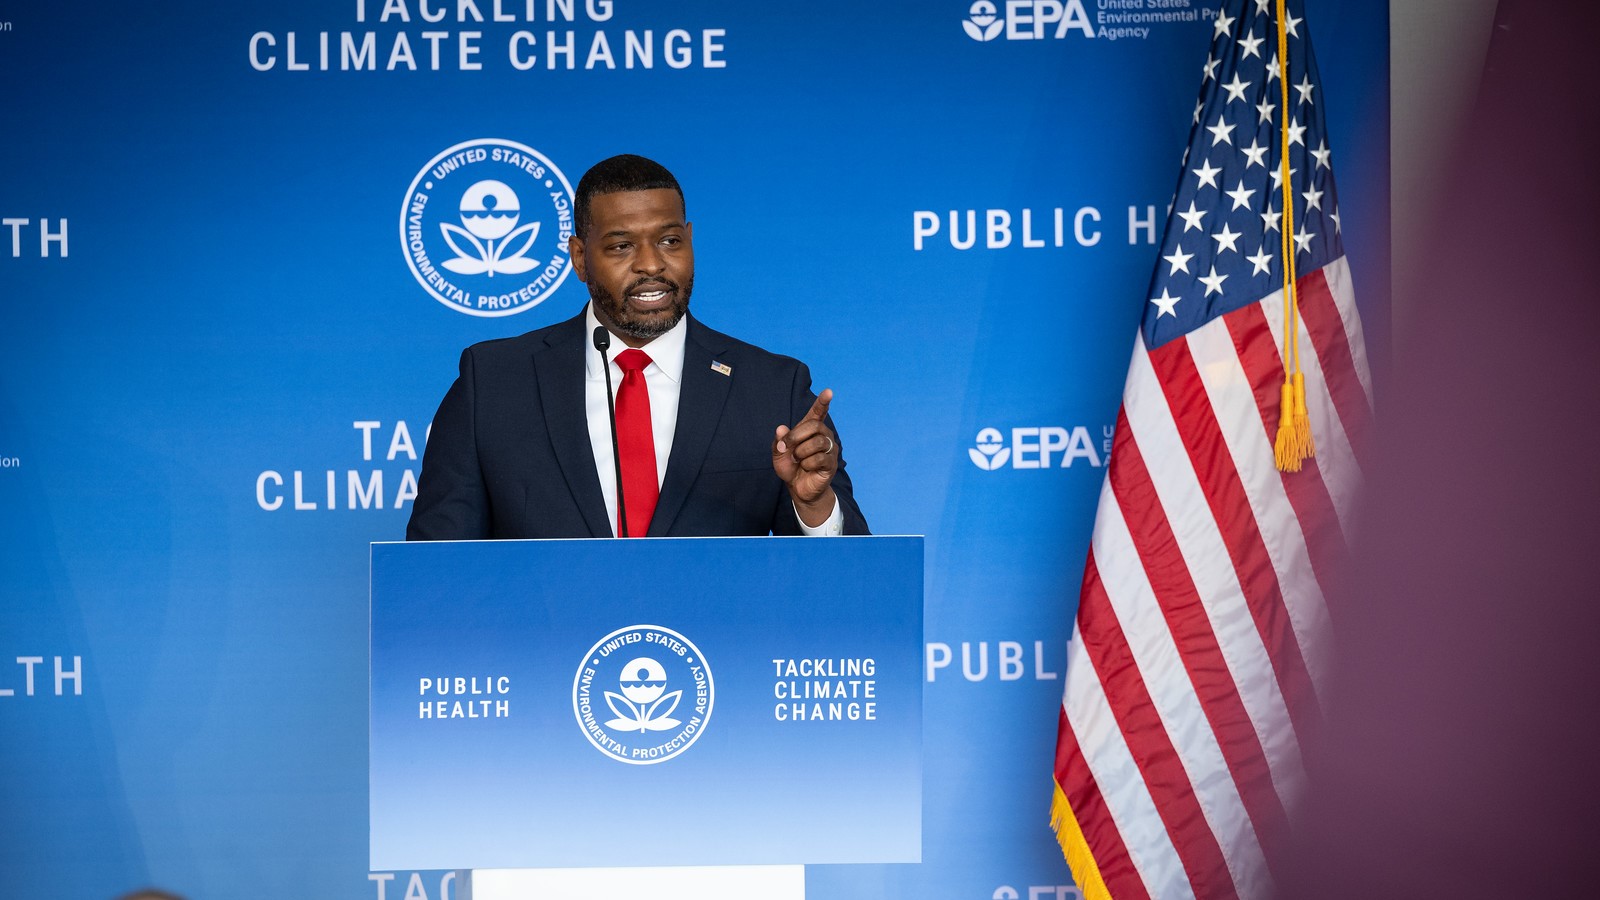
<box><xmin>593</xmin><ymin>326</ymin><xmax>628</xmax><ymax>538</ymax></box>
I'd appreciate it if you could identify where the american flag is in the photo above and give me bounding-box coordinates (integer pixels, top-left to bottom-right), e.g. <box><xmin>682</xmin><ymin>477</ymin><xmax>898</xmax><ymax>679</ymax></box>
<box><xmin>1051</xmin><ymin>1</ymin><xmax>1373</xmax><ymax>897</ymax></box>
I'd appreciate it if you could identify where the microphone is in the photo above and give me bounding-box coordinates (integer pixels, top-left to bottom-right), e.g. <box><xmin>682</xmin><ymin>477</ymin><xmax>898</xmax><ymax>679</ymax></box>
<box><xmin>593</xmin><ymin>326</ymin><xmax>628</xmax><ymax>538</ymax></box>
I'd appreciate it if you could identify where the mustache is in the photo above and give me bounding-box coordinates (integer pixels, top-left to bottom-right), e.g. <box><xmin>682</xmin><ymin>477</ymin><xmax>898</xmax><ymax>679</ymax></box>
<box><xmin>627</xmin><ymin>277</ymin><xmax>678</xmax><ymax>294</ymax></box>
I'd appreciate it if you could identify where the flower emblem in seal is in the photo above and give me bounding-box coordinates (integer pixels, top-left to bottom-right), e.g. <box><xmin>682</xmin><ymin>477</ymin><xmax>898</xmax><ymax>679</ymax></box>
<box><xmin>573</xmin><ymin>624</ymin><xmax>714</xmax><ymax>765</ymax></box>
<box><xmin>400</xmin><ymin>138</ymin><xmax>575</xmax><ymax>317</ymax></box>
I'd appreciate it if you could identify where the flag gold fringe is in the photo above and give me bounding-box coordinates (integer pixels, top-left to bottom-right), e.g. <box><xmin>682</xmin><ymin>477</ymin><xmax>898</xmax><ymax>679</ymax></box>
<box><xmin>1050</xmin><ymin>782</ymin><xmax>1114</xmax><ymax>900</ymax></box>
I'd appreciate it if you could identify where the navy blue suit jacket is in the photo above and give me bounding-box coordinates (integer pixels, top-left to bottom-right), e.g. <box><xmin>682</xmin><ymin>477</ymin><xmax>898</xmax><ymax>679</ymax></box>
<box><xmin>406</xmin><ymin>310</ymin><xmax>869</xmax><ymax>540</ymax></box>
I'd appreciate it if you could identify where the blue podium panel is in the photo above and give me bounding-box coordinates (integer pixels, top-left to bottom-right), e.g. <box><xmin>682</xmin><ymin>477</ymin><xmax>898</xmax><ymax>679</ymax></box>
<box><xmin>370</xmin><ymin>536</ymin><xmax>923</xmax><ymax>872</ymax></box>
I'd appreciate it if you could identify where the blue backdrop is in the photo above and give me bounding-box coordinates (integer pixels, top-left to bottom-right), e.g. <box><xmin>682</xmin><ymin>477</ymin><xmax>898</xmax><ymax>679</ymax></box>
<box><xmin>0</xmin><ymin>1</ymin><xmax>1388</xmax><ymax>897</ymax></box>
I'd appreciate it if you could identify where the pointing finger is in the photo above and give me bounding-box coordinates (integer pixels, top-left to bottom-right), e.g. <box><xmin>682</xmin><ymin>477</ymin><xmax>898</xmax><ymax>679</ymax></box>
<box><xmin>800</xmin><ymin>388</ymin><xmax>833</xmax><ymax>424</ymax></box>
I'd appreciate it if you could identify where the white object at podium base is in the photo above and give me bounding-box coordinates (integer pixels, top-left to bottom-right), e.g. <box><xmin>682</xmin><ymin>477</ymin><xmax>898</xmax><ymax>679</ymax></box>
<box><xmin>461</xmin><ymin>865</ymin><xmax>805</xmax><ymax>900</ymax></box>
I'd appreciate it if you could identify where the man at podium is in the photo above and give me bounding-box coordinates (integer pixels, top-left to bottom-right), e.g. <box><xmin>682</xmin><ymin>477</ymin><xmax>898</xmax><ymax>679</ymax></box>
<box><xmin>407</xmin><ymin>154</ymin><xmax>869</xmax><ymax>541</ymax></box>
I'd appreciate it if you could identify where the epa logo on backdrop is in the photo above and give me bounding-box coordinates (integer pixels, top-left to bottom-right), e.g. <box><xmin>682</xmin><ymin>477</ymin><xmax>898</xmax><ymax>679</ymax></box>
<box><xmin>969</xmin><ymin>426</ymin><xmax>1110</xmax><ymax>470</ymax></box>
<box><xmin>961</xmin><ymin>0</ymin><xmax>1212</xmax><ymax>42</ymax></box>
<box><xmin>961</xmin><ymin>0</ymin><xmax>1094</xmax><ymax>41</ymax></box>
<box><xmin>401</xmin><ymin>139</ymin><xmax>575</xmax><ymax>317</ymax></box>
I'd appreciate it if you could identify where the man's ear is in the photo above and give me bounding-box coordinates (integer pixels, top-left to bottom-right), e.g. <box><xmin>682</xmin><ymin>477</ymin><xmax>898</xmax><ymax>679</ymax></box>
<box><xmin>568</xmin><ymin>234</ymin><xmax>588</xmax><ymax>282</ymax></box>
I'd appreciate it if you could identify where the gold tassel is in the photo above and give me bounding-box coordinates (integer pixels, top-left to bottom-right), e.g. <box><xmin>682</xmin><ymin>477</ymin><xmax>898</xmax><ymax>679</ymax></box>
<box><xmin>1292</xmin><ymin>371</ymin><xmax>1316</xmax><ymax>459</ymax></box>
<box><xmin>1274</xmin><ymin>380</ymin><xmax>1302</xmax><ymax>472</ymax></box>
<box><xmin>1270</xmin><ymin>0</ymin><xmax>1316</xmax><ymax>474</ymax></box>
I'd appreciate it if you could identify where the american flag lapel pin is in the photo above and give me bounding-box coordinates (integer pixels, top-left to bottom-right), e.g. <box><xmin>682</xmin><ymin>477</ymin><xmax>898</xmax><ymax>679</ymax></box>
<box><xmin>710</xmin><ymin>361</ymin><xmax>732</xmax><ymax>377</ymax></box>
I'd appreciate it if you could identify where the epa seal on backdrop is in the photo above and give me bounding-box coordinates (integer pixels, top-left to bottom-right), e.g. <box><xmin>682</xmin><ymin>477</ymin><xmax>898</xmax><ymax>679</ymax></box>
<box><xmin>573</xmin><ymin>624</ymin><xmax>714</xmax><ymax>765</ymax></box>
<box><xmin>401</xmin><ymin>138</ymin><xmax>575</xmax><ymax>318</ymax></box>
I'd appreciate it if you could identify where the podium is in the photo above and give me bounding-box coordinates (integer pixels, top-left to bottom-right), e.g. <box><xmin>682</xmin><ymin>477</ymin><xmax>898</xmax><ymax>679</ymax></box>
<box><xmin>370</xmin><ymin>536</ymin><xmax>923</xmax><ymax>898</ymax></box>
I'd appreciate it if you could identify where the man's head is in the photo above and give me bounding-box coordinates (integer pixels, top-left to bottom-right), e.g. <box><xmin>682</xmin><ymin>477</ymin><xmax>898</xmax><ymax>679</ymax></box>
<box><xmin>570</xmin><ymin>155</ymin><xmax>694</xmax><ymax>347</ymax></box>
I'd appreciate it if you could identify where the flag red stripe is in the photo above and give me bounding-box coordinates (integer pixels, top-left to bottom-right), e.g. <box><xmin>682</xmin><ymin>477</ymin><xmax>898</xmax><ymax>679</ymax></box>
<box><xmin>1055</xmin><ymin>705</ymin><xmax>1153</xmax><ymax>900</ymax></box>
<box><xmin>1225</xmin><ymin>301</ymin><xmax>1351</xmax><ymax>622</ymax></box>
<box><xmin>1295</xmin><ymin>267</ymin><xmax>1373</xmax><ymax>473</ymax></box>
<box><xmin>1108</xmin><ymin>410</ymin><xmax>1289</xmax><ymax>872</ymax></box>
<box><xmin>1144</xmin><ymin>337</ymin><xmax>1322</xmax><ymax>744</ymax></box>
<box><xmin>1078</xmin><ymin>554</ymin><xmax>1239</xmax><ymax>899</ymax></box>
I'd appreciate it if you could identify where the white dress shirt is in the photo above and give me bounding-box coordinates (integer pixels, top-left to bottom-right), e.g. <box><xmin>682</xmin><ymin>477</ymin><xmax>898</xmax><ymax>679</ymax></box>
<box><xmin>582</xmin><ymin>303</ymin><xmax>843</xmax><ymax>536</ymax></box>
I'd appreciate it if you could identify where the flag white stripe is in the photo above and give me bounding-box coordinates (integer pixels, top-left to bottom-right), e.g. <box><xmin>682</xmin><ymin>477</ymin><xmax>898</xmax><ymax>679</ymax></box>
<box><xmin>1183</xmin><ymin>319</ymin><xmax>1332</xmax><ymax>694</ymax></box>
<box><xmin>1125</xmin><ymin>336</ymin><xmax>1307</xmax><ymax>798</ymax></box>
<box><xmin>1321</xmin><ymin>257</ymin><xmax>1374</xmax><ymax>535</ymax></box>
<box><xmin>1064</xmin><ymin>624</ymin><xmax>1183</xmax><ymax>899</ymax></box>
<box><xmin>1322</xmin><ymin>256</ymin><xmax>1374</xmax><ymax>409</ymax></box>
<box><xmin>1091</xmin><ymin>480</ymin><xmax>1270</xmax><ymax>899</ymax></box>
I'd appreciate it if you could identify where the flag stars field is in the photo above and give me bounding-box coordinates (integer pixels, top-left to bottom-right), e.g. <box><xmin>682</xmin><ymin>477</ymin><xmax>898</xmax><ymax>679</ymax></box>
<box><xmin>1135</xmin><ymin>0</ymin><xmax>1342</xmax><ymax>356</ymax></box>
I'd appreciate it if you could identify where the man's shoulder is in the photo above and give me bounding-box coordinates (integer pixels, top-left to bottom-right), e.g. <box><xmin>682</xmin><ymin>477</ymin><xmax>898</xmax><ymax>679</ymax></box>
<box><xmin>687</xmin><ymin>316</ymin><xmax>807</xmax><ymax>375</ymax></box>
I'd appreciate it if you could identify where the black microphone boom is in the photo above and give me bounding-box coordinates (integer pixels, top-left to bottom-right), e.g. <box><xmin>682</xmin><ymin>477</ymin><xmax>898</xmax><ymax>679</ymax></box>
<box><xmin>593</xmin><ymin>326</ymin><xmax>628</xmax><ymax>538</ymax></box>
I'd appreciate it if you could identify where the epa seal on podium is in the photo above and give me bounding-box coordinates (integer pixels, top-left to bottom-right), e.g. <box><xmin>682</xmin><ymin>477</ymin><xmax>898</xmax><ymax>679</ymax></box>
<box><xmin>400</xmin><ymin>138</ymin><xmax>575</xmax><ymax>318</ymax></box>
<box><xmin>573</xmin><ymin>624</ymin><xmax>714</xmax><ymax>765</ymax></box>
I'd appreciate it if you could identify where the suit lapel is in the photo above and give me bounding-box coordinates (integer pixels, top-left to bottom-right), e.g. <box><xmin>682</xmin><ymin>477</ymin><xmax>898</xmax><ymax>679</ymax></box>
<box><xmin>534</xmin><ymin>314</ymin><xmax>612</xmax><ymax>538</ymax></box>
<box><xmin>650</xmin><ymin>318</ymin><xmax>733</xmax><ymax>536</ymax></box>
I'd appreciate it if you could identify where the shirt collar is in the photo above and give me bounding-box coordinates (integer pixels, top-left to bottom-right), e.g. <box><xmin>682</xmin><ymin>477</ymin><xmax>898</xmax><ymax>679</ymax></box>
<box><xmin>583</xmin><ymin>301</ymin><xmax>688</xmax><ymax>384</ymax></box>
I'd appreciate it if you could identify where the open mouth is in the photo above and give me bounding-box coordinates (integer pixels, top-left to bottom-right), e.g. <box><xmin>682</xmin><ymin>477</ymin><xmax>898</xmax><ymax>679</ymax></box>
<box><xmin>627</xmin><ymin>284</ymin><xmax>675</xmax><ymax>309</ymax></box>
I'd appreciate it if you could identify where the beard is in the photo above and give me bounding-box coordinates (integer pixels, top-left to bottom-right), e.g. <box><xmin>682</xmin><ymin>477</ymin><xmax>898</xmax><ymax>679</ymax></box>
<box><xmin>590</xmin><ymin>274</ymin><xmax>694</xmax><ymax>342</ymax></box>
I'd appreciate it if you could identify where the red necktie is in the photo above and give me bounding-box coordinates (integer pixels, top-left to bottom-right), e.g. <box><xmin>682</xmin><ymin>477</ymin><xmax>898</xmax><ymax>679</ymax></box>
<box><xmin>613</xmin><ymin>348</ymin><xmax>658</xmax><ymax>537</ymax></box>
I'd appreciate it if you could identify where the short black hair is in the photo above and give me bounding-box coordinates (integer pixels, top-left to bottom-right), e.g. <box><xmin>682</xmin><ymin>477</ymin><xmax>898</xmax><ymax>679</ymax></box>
<box><xmin>573</xmin><ymin>154</ymin><xmax>685</xmax><ymax>239</ymax></box>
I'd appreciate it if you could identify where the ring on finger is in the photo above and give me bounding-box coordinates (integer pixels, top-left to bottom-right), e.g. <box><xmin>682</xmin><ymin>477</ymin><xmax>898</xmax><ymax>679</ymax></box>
<box><xmin>822</xmin><ymin>435</ymin><xmax>835</xmax><ymax>455</ymax></box>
